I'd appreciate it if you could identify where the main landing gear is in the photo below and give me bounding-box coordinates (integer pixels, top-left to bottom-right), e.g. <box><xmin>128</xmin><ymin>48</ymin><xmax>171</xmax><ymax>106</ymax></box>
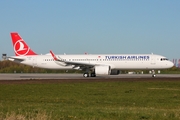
<box><xmin>83</xmin><ymin>73</ymin><xmax>89</xmax><ymax>77</ymax></box>
<box><xmin>83</xmin><ymin>72</ymin><xmax>96</xmax><ymax>77</ymax></box>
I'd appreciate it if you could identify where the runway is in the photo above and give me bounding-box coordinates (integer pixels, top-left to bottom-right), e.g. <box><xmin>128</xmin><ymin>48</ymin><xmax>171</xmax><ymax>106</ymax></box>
<box><xmin>0</xmin><ymin>73</ymin><xmax>180</xmax><ymax>80</ymax></box>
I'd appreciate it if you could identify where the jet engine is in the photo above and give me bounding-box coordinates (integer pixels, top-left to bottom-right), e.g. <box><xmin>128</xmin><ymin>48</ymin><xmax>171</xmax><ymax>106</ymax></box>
<box><xmin>110</xmin><ymin>70</ymin><xmax>120</xmax><ymax>75</ymax></box>
<box><xmin>95</xmin><ymin>65</ymin><xmax>111</xmax><ymax>75</ymax></box>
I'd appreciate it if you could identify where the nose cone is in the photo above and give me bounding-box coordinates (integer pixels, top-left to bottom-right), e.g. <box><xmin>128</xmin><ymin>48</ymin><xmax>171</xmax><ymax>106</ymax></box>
<box><xmin>168</xmin><ymin>61</ymin><xmax>174</xmax><ymax>68</ymax></box>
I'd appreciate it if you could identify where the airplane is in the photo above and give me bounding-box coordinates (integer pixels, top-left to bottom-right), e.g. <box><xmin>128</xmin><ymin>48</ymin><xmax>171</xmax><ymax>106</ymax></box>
<box><xmin>8</xmin><ymin>32</ymin><xmax>174</xmax><ymax>77</ymax></box>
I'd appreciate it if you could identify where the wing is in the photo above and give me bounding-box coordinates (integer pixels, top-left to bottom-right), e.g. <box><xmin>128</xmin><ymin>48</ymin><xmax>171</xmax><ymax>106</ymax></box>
<box><xmin>50</xmin><ymin>50</ymin><xmax>95</xmax><ymax>70</ymax></box>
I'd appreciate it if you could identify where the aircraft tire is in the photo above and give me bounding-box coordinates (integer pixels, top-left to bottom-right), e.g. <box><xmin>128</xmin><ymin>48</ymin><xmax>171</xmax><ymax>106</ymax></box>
<box><xmin>83</xmin><ymin>73</ymin><xmax>89</xmax><ymax>77</ymax></box>
<box><xmin>152</xmin><ymin>74</ymin><xmax>156</xmax><ymax>77</ymax></box>
<box><xmin>90</xmin><ymin>73</ymin><xmax>96</xmax><ymax>77</ymax></box>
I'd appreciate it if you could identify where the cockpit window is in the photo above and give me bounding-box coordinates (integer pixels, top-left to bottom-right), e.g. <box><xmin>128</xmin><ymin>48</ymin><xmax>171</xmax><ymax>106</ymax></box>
<box><xmin>160</xmin><ymin>58</ymin><xmax>168</xmax><ymax>61</ymax></box>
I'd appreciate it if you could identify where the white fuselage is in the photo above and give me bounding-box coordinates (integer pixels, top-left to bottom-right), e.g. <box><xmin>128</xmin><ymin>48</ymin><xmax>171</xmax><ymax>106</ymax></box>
<box><xmin>9</xmin><ymin>54</ymin><xmax>174</xmax><ymax>70</ymax></box>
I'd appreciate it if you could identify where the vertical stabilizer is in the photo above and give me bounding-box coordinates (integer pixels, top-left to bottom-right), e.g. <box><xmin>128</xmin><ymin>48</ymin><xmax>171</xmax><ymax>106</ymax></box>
<box><xmin>10</xmin><ymin>32</ymin><xmax>37</xmax><ymax>56</ymax></box>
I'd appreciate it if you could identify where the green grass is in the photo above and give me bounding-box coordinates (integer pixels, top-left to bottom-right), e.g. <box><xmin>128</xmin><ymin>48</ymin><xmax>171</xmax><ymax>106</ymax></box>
<box><xmin>0</xmin><ymin>80</ymin><xmax>180</xmax><ymax>120</ymax></box>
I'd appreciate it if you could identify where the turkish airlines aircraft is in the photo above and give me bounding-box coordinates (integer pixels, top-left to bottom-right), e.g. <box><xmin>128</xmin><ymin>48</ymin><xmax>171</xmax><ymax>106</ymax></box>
<box><xmin>8</xmin><ymin>32</ymin><xmax>174</xmax><ymax>77</ymax></box>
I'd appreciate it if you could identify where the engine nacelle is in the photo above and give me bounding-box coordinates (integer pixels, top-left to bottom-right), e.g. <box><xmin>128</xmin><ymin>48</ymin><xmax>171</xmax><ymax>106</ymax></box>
<box><xmin>110</xmin><ymin>70</ymin><xmax>120</xmax><ymax>75</ymax></box>
<box><xmin>95</xmin><ymin>65</ymin><xmax>111</xmax><ymax>75</ymax></box>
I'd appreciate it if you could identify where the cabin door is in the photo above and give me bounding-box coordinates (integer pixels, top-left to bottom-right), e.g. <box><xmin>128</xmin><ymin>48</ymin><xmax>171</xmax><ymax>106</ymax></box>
<box><xmin>151</xmin><ymin>55</ymin><xmax>156</xmax><ymax>65</ymax></box>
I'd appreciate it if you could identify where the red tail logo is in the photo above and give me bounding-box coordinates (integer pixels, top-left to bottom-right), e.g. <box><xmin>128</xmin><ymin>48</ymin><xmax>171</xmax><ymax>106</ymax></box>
<box><xmin>11</xmin><ymin>33</ymin><xmax>37</xmax><ymax>56</ymax></box>
<box><xmin>14</xmin><ymin>39</ymin><xmax>29</xmax><ymax>56</ymax></box>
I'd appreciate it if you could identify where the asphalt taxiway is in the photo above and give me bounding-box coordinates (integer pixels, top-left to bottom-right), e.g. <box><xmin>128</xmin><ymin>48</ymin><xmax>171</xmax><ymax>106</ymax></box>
<box><xmin>0</xmin><ymin>73</ymin><xmax>180</xmax><ymax>80</ymax></box>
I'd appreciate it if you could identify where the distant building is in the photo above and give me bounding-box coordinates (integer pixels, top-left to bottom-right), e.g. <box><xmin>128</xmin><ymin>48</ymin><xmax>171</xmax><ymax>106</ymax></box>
<box><xmin>172</xmin><ymin>59</ymin><xmax>177</xmax><ymax>67</ymax></box>
<box><xmin>178</xmin><ymin>59</ymin><xmax>180</xmax><ymax>68</ymax></box>
<box><xmin>171</xmin><ymin>59</ymin><xmax>180</xmax><ymax>67</ymax></box>
<box><xmin>2</xmin><ymin>54</ymin><xmax>7</xmax><ymax>61</ymax></box>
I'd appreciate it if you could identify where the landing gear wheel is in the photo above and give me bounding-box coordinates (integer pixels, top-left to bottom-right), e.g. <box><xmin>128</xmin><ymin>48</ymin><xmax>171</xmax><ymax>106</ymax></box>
<box><xmin>152</xmin><ymin>74</ymin><xmax>156</xmax><ymax>77</ymax></box>
<box><xmin>90</xmin><ymin>73</ymin><xmax>96</xmax><ymax>77</ymax></box>
<box><xmin>83</xmin><ymin>73</ymin><xmax>89</xmax><ymax>77</ymax></box>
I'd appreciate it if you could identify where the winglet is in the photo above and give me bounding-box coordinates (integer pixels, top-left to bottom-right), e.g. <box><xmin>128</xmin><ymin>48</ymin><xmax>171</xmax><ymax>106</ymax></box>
<box><xmin>50</xmin><ymin>50</ymin><xmax>58</xmax><ymax>61</ymax></box>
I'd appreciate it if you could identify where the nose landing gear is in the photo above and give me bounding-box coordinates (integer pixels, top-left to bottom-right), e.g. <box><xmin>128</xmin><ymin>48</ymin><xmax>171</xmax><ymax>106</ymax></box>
<box><xmin>152</xmin><ymin>70</ymin><xmax>156</xmax><ymax>77</ymax></box>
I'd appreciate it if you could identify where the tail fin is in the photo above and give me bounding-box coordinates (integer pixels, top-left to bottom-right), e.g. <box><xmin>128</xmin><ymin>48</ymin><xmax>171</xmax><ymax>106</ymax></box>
<box><xmin>10</xmin><ymin>32</ymin><xmax>37</xmax><ymax>56</ymax></box>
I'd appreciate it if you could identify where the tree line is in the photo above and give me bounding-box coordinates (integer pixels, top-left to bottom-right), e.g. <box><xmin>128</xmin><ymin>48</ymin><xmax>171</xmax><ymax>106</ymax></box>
<box><xmin>0</xmin><ymin>60</ymin><xmax>81</xmax><ymax>73</ymax></box>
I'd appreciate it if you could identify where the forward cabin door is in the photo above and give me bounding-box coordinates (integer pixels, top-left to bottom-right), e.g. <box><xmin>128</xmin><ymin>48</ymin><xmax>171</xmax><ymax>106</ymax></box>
<box><xmin>151</xmin><ymin>55</ymin><xmax>156</xmax><ymax>65</ymax></box>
